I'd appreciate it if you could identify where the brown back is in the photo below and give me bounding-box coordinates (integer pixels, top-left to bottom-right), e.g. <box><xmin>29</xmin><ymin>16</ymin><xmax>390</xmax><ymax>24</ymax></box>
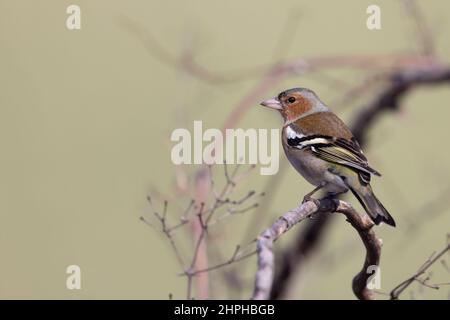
<box><xmin>291</xmin><ymin>112</ymin><xmax>354</xmax><ymax>140</ymax></box>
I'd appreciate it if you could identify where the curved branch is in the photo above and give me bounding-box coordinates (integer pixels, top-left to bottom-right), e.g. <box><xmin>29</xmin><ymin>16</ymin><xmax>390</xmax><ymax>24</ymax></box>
<box><xmin>351</xmin><ymin>67</ymin><xmax>450</xmax><ymax>145</ymax></box>
<box><xmin>252</xmin><ymin>198</ymin><xmax>381</xmax><ymax>300</ymax></box>
<box><xmin>335</xmin><ymin>201</ymin><xmax>382</xmax><ymax>300</ymax></box>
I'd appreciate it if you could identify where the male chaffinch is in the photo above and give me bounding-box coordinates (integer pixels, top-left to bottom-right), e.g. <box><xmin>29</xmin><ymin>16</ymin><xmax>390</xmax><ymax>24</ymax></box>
<box><xmin>260</xmin><ymin>87</ymin><xmax>396</xmax><ymax>227</ymax></box>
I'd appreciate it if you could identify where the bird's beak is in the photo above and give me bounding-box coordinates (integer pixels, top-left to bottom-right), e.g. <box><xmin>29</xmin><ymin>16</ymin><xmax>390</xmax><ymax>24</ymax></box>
<box><xmin>260</xmin><ymin>97</ymin><xmax>282</xmax><ymax>110</ymax></box>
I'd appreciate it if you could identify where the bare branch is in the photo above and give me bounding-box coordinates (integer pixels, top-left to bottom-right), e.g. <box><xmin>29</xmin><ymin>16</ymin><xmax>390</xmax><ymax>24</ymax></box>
<box><xmin>252</xmin><ymin>198</ymin><xmax>381</xmax><ymax>300</ymax></box>
<box><xmin>337</xmin><ymin>201</ymin><xmax>381</xmax><ymax>300</ymax></box>
<box><xmin>141</xmin><ymin>196</ymin><xmax>186</xmax><ymax>270</ymax></box>
<box><xmin>390</xmin><ymin>241</ymin><xmax>450</xmax><ymax>300</ymax></box>
<box><xmin>120</xmin><ymin>17</ymin><xmax>443</xmax><ymax>86</ymax></box>
<box><xmin>402</xmin><ymin>0</ymin><xmax>435</xmax><ymax>56</ymax></box>
<box><xmin>351</xmin><ymin>67</ymin><xmax>450</xmax><ymax>145</ymax></box>
<box><xmin>189</xmin><ymin>245</ymin><xmax>257</xmax><ymax>276</ymax></box>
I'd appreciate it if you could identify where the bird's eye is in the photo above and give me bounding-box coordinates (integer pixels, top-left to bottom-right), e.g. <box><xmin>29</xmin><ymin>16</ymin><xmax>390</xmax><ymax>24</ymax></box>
<box><xmin>287</xmin><ymin>97</ymin><xmax>296</xmax><ymax>103</ymax></box>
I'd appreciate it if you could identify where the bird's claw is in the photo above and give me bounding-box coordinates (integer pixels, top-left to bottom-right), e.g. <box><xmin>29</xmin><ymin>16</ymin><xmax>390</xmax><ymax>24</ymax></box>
<box><xmin>302</xmin><ymin>195</ymin><xmax>320</xmax><ymax>207</ymax></box>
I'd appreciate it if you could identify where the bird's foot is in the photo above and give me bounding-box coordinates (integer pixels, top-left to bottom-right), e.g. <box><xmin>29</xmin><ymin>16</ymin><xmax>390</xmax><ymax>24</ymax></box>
<box><xmin>302</xmin><ymin>195</ymin><xmax>321</xmax><ymax>207</ymax></box>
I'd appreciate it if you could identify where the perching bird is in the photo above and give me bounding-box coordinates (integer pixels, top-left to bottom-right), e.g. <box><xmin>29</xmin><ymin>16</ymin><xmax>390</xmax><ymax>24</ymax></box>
<box><xmin>260</xmin><ymin>87</ymin><xmax>395</xmax><ymax>227</ymax></box>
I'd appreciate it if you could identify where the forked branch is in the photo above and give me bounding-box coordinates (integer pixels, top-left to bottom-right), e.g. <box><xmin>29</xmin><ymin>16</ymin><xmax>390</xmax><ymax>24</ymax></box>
<box><xmin>390</xmin><ymin>241</ymin><xmax>450</xmax><ymax>300</ymax></box>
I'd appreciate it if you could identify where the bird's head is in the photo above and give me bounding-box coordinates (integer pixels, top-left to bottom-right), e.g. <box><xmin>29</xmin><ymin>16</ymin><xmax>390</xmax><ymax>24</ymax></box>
<box><xmin>260</xmin><ymin>87</ymin><xmax>328</xmax><ymax>122</ymax></box>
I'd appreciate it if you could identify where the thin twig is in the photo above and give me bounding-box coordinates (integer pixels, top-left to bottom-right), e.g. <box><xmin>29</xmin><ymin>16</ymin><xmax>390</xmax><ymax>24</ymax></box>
<box><xmin>141</xmin><ymin>197</ymin><xmax>186</xmax><ymax>270</ymax></box>
<box><xmin>402</xmin><ymin>0</ymin><xmax>435</xmax><ymax>56</ymax></box>
<box><xmin>190</xmin><ymin>248</ymin><xmax>257</xmax><ymax>276</ymax></box>
<box><xmin>390</xmin><ymin>241</ymin><xmax>450</xmax><ymax>300</ymax></box>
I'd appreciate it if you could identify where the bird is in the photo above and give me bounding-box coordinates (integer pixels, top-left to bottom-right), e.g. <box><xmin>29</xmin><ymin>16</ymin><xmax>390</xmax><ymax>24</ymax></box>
<box><xmin>260</xmin><ymin>87</ymin><xmax>396</xmax><ymax>227</ymax></box>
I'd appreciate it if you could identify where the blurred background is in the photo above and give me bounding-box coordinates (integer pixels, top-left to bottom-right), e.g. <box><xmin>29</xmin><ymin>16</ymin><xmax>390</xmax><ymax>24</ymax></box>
<box><xmin>0</xmin><ymin>0</ymin><xmax>449</xmax><ymax>299</ymax></box>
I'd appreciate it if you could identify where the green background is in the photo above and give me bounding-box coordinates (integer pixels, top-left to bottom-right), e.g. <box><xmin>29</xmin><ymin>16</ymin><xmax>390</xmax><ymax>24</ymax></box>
<box><xmin>0</xmin><ymin>0</ymin><xmax>449</xmax><ymax>299</ymax></box>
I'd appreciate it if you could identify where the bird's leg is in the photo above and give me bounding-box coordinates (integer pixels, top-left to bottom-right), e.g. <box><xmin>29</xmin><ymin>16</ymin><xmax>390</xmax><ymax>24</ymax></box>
<box><xmin>302</xmin><ymin>183</ymin><xmax>326</xmax><ymax>205</ymax></box>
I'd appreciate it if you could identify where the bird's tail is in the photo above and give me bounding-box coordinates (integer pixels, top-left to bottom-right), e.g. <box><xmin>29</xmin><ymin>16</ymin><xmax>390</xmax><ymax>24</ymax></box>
<box><xmin>348</xmin><ymin>185</ymin><xmax>396</xmax><ymax>227</ymax></box>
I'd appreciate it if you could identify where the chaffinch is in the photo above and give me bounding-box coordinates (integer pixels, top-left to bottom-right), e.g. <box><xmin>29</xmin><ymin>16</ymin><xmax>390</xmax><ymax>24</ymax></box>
<box><xmin>260</xmin><ymin>87</ymin><xmax>396</xmax><ymax>227</ymax></box>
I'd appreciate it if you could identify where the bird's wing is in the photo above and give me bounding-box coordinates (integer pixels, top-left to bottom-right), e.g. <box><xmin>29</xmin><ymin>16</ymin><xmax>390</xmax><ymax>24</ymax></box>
<box><xmin>286</xmin><ymin>134</ymin><xmax>381</xmax><ymax>184</ymax></box>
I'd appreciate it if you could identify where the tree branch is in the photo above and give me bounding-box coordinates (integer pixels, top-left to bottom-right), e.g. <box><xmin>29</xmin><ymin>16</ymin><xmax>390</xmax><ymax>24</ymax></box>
<box><xmin>390</xmin><ymin>240</ymin><xmax>450</xmax><ymax>300</ymax></box>
<box><xmin>252</xmin><ymin>198</ymin><xmax>381</xmax><ymax>300</ymax></box>
<box><xmin>351</xmin><ymin>67</ymin><xmax>450</xmax><ymax>145</ymax></box>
